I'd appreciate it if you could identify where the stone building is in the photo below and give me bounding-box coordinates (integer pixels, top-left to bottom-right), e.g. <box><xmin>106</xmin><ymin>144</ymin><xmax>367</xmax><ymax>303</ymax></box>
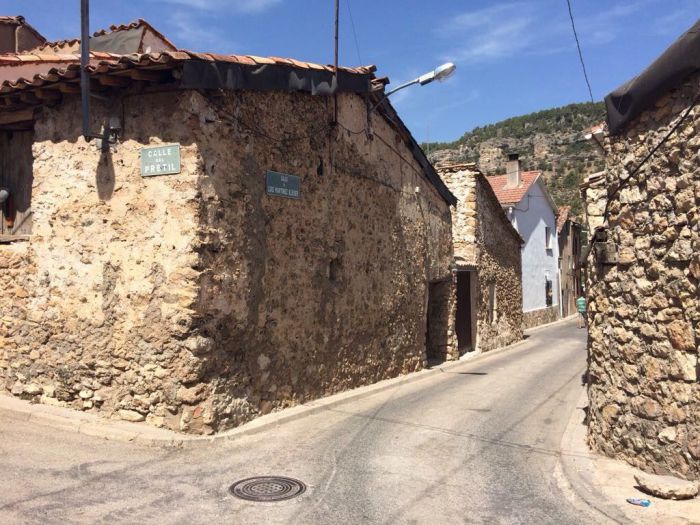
<box><xmin>584</xmin><ymin>20</ymin><xmax>700</xmax><ymax>480</ymax></box>
<box><xmin>0</xmin><ymin>20</ymin><xmax>456</xmax><ymax>434</ymax></box>
<box><xmin>0</xmin><ymin>16</ymin><xmax>45</xmax><ymax>54</ymax></box>
<box><xmin>434</xmin><ymin>164</ymin><xmax>523</xmax><ymax>359</ymax></box>
<box><xmin>556</xmin><ymin>206</ymin><xmax>583</xmax><ymax>318</ymax></box>
<box><xmin>485</xmin><ymin>155</ymin><xmax>561</xmax><ymax>328</ymax></box>
<box><xmin>579</xmin><ymin>170</ymin><xmax>605</xmax><ymax>232</ymax></box>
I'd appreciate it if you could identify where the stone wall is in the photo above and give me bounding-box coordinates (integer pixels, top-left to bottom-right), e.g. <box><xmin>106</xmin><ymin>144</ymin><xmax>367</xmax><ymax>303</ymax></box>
<box><xmin>0</xmin><ymin>88</ymin><xmax>453</xmax><ymax>434</ymax></box>
<box><xmin>1</xmin><ymin>92</ymin><xmax>204</xmax><ymax>429</ymax></box>
<box><xmin>438</xmin><ymin>165</ymin><xmax>523</xmax><ymax>354</ymax></box>
<box><xmin>472</xmin><ymin>173</ymin><xmax>523</xmax><ymax>351</ymax></box>
<box><xmin>586</xmin><ymin>73</ymin><xmax>700</xmax><ymax>480</ymax></box>
<box><xmin>193</xmin><ymin>91</ymin><xmax>454</xmax><ymax>429</ymax></box>
<box><xmin>522</xmin><ymin>306</ymin><xmax>558</xmax><ymax>330</ymax></box>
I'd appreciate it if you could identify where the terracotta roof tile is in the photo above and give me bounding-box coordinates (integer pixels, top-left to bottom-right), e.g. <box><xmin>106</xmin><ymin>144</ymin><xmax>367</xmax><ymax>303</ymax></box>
<box><xmin>0</xmin><ymin>50</ymin><xmax>377</xmax><ymax>94</ymax></box>
<box><xmin>485</xmin><ymin>171</ymin><xmax>541</xmax><ymax>205</ymax></box>
<box><xmin>556</xmin><ymin>205</ymin><xmax>571</xmax><ymax>233</ymax></box>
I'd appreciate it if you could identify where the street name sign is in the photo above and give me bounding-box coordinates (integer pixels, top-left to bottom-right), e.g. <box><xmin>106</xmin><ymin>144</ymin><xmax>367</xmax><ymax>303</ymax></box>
<box><xmin>266</xmin><ymin>171</ymin><xmax>301</xmax><ymax>199</ymax></box>
<box><xmin>140</xmin><ymin>144</ymin><xmax>181</xmax><ymax>177</ymax></box>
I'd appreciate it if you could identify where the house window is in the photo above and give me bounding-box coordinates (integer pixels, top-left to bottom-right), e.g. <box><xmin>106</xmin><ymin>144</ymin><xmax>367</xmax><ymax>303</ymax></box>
<box><xmin>545</xmin><ymin>278</ymin><xmax>553</xmax><ymax>307</ymax></box>
<box><xmin>545</xmin><ymin>226</ymin><xmax>552</xmax><ymax>250</ymax></box>
<box><xmin>487</xmin><ymin>283</ymin><xmax>497</xmax><ymax>324</ymax></box>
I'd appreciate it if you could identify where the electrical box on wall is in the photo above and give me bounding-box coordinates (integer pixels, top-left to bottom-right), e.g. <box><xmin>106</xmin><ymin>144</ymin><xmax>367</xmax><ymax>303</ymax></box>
<box><xmin>590</xmin><ymin>229</ymin><xmax>618</xmax><ymax>265</ymax></box>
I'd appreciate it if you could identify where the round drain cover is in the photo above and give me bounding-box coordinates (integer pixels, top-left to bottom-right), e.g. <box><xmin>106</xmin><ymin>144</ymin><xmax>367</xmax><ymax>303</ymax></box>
<box><xmin>229</xmin><ymin>476</ymin><xmax>307</xmax><ymax>502</ymax></box>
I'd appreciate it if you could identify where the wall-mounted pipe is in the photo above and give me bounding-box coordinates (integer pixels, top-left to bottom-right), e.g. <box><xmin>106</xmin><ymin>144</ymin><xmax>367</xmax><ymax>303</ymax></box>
<box><xmin>81</xmin><ymin>0</ymin><xmax>92</xmax><ymax>141</ymax></box>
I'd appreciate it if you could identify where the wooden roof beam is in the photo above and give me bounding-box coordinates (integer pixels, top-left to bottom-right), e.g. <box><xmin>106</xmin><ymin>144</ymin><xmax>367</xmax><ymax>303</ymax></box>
<box><xmin>97</xmin><ymin>75</ymin><xmax>131</xmax><ymax>87</ymax></box>
<box><xmin>0</xmin><ymin>108</ymin><xmax>35</xmax><ymax>126</ymax></box>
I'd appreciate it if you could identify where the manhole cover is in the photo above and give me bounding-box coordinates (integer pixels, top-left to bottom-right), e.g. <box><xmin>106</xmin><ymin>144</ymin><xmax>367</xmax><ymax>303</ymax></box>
<box><xmin>229</xmin><ymin>476</ymin><xmax>307</xmax><ymax>502</ymax></box>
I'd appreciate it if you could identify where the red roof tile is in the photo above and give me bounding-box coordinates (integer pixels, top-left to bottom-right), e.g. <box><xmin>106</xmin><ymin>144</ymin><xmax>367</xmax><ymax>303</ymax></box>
<box><xmin>0</xmin><ymin>50</ymin><xmax>377</xmax><ymax>93</ymax></box>
<box><xmin>556</xmin><ymin>205</ymin><xmax>571</xmax><ymax>233</ymax></box>
<box><xmin>485</xmin><ymin>171</ymin><xmax>541</xmax><ymax>205</ymax></box>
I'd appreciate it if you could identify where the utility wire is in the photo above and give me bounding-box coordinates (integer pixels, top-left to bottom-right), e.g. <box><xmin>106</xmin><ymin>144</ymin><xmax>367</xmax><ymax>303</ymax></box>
<box><xmin>603</xmin><ymin>91</ymin><xmax>700</xmax><ymax>220</ymax></box>
<box><xmin>566</xmin><ymin>0</ymin><xmax>595</xmax><ymax>103</ymax></box>
<box><xmin>345</xmin><ymin>0</ymin><xmax>363</xmax><ymax>65</ymax></box>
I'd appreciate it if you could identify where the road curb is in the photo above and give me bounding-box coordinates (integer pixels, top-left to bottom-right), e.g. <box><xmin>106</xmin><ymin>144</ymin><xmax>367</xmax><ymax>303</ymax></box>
<box><xmin>556</xmin><ymin>387</ymin><xmax>631</xmax><ymax>524</ymax></box>
<box><xmin>0</xmin><ymin>324</ymin><xmax>561</xmax><ymax>449</ymax></box>
<box><xmin>525</xmin><ymin>313</ymin><xmax>579</xmax><ymax>333</ymax></box>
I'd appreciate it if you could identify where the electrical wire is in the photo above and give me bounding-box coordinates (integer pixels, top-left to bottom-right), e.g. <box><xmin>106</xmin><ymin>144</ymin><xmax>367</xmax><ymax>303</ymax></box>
<box><xmin>566</xmin><ymin>0</ymin><xmax>595</xmax><ymax>103</ymax></box>
<box><xmin>345</xmin><ymin>0</ymin><xmax>363</xmax><ymax>65</ymax></box>
<box><xmin>203</xmin><ymin>90</ymin><xmax>440</xmax><ymax>198</ymax></box>
<box><xmin>603</xmin><ymin>91</ymin><xmax>700</xmax><ymax>220</ymax></box>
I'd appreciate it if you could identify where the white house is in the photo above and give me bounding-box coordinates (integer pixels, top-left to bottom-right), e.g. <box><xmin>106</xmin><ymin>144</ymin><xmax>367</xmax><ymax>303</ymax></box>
<box><xmin>486</xmin><ymin>154</ymin><xmax>560</xmax><ymax>328</ymax></box>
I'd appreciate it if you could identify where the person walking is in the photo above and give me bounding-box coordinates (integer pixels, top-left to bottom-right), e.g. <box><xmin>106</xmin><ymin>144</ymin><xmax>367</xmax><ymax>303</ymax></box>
<box><xmin>576</xmin><ymin>294</ymin><xmax>587</xmax><ymax>329</ymax></box>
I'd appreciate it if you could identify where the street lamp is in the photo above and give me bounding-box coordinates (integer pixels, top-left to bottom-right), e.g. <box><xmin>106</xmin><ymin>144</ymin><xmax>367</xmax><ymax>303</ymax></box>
<box><xmin>370</xmin><ymin>62</ymin><xmax>457</xmax><ymax>112</ymax></box>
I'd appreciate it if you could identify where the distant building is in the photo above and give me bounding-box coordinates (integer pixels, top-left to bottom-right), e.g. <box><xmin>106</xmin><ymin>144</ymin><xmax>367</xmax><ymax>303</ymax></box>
<box><xmin>0</xmin><ymin>16</ymin><xmax>45</xmax><ymax>54</ymax></box>
<box><xmin>485</xmin><ymin>155</ymin><xmax>560</xmax><ymax>328</ymax></box>
<box><xmin>436</xmin><ymin>163</ymin><xmax>523</xmax><ymax>359</ymax></box>
<box><xmin>556</xmin><ymin>205</ymin><xmax>582</xmax><ymax>318</ymax></box>
<box><xmin>584</xmin><ymin>19</ymin><xmax>700</xmax><ymax>480</ymax></box>
<box><xmin>0</xmin><ymin>19</ymin><xmax>456</xmax><ymax>434</ymax></box>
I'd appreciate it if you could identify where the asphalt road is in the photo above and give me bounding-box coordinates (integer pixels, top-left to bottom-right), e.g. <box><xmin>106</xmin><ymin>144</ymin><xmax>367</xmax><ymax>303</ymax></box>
<box><xmin>0</xmin><ymin>319</ymin><xmax>592</xmax><ymax>524</ymax></box>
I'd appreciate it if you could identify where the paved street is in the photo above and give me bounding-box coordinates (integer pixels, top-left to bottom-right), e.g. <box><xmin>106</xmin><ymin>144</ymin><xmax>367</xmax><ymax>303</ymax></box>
<box><xmin>0</xmin><ymin>320</ymin><xmax>592</xmax><ymax>524</ymax></box>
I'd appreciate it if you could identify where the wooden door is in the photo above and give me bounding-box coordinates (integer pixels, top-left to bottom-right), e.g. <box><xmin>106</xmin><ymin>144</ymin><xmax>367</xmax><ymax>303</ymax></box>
<box><xmin>0</xmin><ymin>130</ymin><xmax>33</xmax><ymax>237</ymax></box>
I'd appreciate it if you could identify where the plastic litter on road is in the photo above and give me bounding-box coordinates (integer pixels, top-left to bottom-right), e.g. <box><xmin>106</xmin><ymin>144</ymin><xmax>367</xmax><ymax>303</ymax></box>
<box><xmin>626</xmin><ymin>498</ymin><xmax>651</xmax><ymax>507</ymax></box>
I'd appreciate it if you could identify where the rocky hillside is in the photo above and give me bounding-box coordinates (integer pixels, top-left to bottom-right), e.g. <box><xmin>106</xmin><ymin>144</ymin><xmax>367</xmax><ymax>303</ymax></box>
<box><xmin>424</xmin><ymin>101</ymin><xmax>607</xmax><ymax>215</ymax></box>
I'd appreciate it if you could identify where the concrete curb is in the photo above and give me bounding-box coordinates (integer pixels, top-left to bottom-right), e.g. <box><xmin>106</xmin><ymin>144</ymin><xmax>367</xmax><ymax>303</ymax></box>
<box><xmin>525</xmin><ymin>313</ymin><xmax>579</xmax><ymax>333</ymax></box>
<box><xmin>0</xmin><ymin>325</ymin><xmax>553</xmax><ymax>449</ymax></box>
<box><xmin>556</xmin><ymin>387</ymin><xmax>631</xmax><ymax>524</ymax></box>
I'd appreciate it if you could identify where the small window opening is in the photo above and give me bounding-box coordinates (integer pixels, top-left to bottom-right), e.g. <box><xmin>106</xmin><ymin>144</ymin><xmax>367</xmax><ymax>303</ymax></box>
<box><xmin>329</xmin><ymin>258</ymin><xmax>341</xmax><ymax>282</ymax></box>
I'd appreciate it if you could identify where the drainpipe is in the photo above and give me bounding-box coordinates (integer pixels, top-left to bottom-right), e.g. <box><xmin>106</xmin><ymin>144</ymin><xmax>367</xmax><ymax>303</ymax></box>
<box><xmin>80</xmin><ymin>0</ymin><xmax>92</xmax><ymax>141</ymax></box>
<box><xmin>557</xmin><ymin>259</ymin><xmax>563</xmax><ymax>319</ymax></box>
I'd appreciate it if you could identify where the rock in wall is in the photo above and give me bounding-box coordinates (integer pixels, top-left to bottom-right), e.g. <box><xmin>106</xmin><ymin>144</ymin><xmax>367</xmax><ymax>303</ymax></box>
<box><xmin>473</xmin><ymin>174</ymin><xmax>523</xmax><ymax>351</ymax></box>
<box><xmin>586</xmin><ymin>74</ymin><xmax>700</xmax><ymax>480</ymax></box>
<box><xmin>438</xmin><ymin>165</ymin><xmax>523</xmax><ymax>354</ymax></box>
<box><xmin>0</xmin><ymin>89</ymin><xmax>454</xmax><ymax>434</ymax></box>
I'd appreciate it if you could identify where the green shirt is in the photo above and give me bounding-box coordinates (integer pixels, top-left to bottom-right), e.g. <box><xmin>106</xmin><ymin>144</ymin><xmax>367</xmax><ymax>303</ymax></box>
<box><xmin>576</xmin><ymin>297</ymin><xmax>586</xmax><ymax>313</ymax></box>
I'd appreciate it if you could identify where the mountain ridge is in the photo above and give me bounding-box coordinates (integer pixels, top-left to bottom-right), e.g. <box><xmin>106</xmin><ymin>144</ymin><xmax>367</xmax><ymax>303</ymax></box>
<box><xmin>424</xmin><ymin>101</ymin><xmax>607</xmax><ymax>216</ymax></box>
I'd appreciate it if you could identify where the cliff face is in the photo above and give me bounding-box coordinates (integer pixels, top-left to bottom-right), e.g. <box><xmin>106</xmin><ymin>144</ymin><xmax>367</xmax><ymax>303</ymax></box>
<box><xmin>425</xmin><ymin>101</ymin><xmax>606</xmax><ymax>215</ymax></box>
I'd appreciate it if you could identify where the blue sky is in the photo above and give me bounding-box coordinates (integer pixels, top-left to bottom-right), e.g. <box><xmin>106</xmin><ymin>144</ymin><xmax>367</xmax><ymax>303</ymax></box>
<box><xmin>4</xmin><ymin>0</ymin><xmax>699</xmax><ymax>142</ymax></box>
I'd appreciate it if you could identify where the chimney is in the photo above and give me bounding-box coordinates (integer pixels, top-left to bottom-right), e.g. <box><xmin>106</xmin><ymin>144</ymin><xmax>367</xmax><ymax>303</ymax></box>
<box><xmin>506</xmin><ymin>153</ymin><xmax>521</xmax><ymax>189</ymax></box>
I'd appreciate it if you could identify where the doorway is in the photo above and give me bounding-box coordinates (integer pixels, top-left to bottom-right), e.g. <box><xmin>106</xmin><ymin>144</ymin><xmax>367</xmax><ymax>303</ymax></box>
<box><xmin>0</xmin><ymin>130</ymin><xmax>34</xmax><ymax>237</ymax></box>
<box><xmin>426</xmin><ymin>279</ymin><xmax>451</xmax><ymax>363</ymax></box>
<box><xmin>455</xmin><ymin>271</ymin><xmax>477</xmax><ymax>352</ymax></box>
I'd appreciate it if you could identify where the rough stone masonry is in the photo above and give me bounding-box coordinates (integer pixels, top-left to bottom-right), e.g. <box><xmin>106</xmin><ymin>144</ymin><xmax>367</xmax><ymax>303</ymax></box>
<box><xmin>437</xmin><ymin>164</ymin><xmax>523</xmax><ymax>357</ymax></box>
<box><xmin>0</xmin><ymin>89</ymin><xmax>454</xmax><ymax>434</ymax></box>
<box><xmin>586</xmin><ymin>72</ymin><xmax>700</xmax><ymax>480</ymax></box>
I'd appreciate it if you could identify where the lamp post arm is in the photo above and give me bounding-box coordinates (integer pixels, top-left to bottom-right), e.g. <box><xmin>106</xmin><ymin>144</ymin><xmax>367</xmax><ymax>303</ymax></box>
<box><xmin>368</xmin><ymin>78</ymin><xmax>420</xmax><ymax>114</ymax></box>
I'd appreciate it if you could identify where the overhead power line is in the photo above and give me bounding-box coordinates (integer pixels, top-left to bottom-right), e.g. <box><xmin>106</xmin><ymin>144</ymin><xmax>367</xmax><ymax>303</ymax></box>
<box><xmin>603</xmin><ymin>91</ymin><xmax>700</xmax><ymax>220</ymax></box>
<box><xmin>345</xmin><ymin>0</ymin><xmax>363</xmax><ymax>65</ymax></box>
<box><xmin>566</xmin><ymin>0</ymin><xmax>595</xmax><ymax>103</ymax></box>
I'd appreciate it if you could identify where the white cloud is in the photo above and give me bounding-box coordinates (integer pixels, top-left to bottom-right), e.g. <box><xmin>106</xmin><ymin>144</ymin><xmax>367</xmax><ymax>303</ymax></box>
<box><xmin>650</xmin><ymin>0</ymin><xmax>700</xmax><ymax>36</ymax></box>
<box><xmin>166</xmin><ymin>10</ymin><xmax>238</xmax><ymax>52</ymax></box>
<box><xmin>439</xmin><ymin>0</ymin><xmax>661</xmax><ymax>65</ymax></box>
<box><xmin>440</xmin><ymin>3</ymin><xmax>537</xmax><ymax>64</ymax></box>
<box><xmin>156</xmin><ymin>0</ymin><xmax>282</xmax><ymax>13</ymax></box>
<box><xmin>446</xmin><ymin>2</ymin><xmax>530</xmax><ymax>31</ymax></box>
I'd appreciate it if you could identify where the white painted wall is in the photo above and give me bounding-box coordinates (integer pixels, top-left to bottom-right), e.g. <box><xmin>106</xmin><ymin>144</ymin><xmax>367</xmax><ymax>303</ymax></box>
<box><xmin>507</xmin><ymin>180</ymin><xmax>559</xmax><ymax>312</ymax></box>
